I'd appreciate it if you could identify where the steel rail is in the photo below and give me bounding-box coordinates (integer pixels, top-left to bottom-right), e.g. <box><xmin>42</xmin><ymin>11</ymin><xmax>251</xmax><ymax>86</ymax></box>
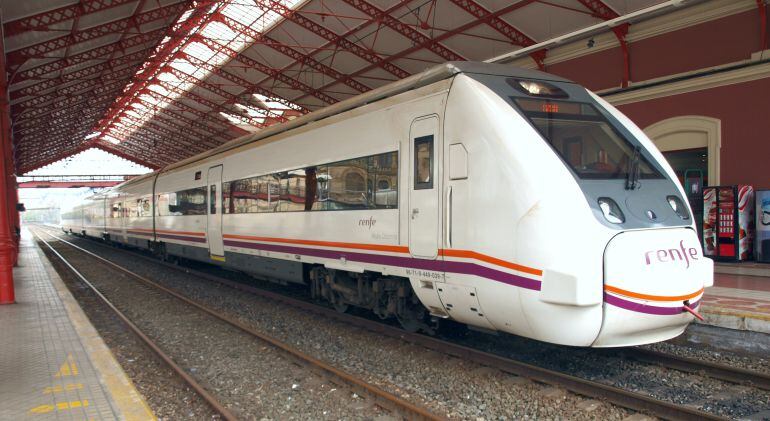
<box><xmin>42</xmin><ymin>226</ymin><xmax>731</xmax><ymax>420</ymax></box>
<box><xmin>36</xmin><ymin>228</ymin><xmax>444</xmax><ymax>421</ymax></box>
<box><xmin>31</xmin><ymin>229</ymin><xmax>238</xmax><ymax>421</ymax></box>
<box><xmin>623</xmin><ymin>348</ymin><xmax>770</xmax><ymax>391</ymax></box>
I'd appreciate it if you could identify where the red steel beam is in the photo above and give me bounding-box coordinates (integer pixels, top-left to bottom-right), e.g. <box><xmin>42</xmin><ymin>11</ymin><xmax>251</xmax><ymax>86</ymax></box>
<box><xmin>3</xmin><ymin>0</ymin><xmax>137</xmax><ymax>37</ymax></box>
<box><xmin>575</xmin><ymin>0</ymin><xmax>630</xmax><ymax>87</ymax></box>
<box><xmin>104</xmin><ymin>126</ymin><xmax>200</xmax><ymax>161</ymax></box>
<box><xmin>180</xmin><ymin>52</ymin><xmax>309</xmax><ymax>114</ymax></box>
<box><xmin>166</xmin><ymin>63</ymin><xmax>286</xmax><ymax>125</ymax></box>
<box><xmin>12</xmin><ymin>77</ymin><xmax>128</xmax><ymax>112</ymax></box>
<box><xmin>341</xmin><ymin>0</ymin><xmax>465</xmax><ymax>62</ymax></box>
<box><xmin>213</xmin><ymin>12</ymin><xmax>372</xmax><ymax>95</ymax></box>
<box><xmin>256</xmin><ymin>0</ymin><xmax>411</xmax><ymax>79</ymax></box>
<box><xmin>293</xmin><ymin>0</ymin><xmax>539</xmax><ymax>103</ymax></box>
<box><xmin>13</xmin><ymin>84</ymin><xmax>122</xmax><ymax>126</ymax></box>
<box><xmin>18</xmin><ymin>181</ymin><xmax>123</xmax><ymax>188</ymax></box>
<box><xmin>0</xmin><ymin>25</ymin><xmax>14</xmax><ymax>301</ymax></box>
<box><xmin>758</xmin><ymin>0</ymin><xmax>768</xmax><ymax>51</ymax></box>
<box><xmin>93</xmin><ymin>143</ymin><xmax>164</xmax><ymax>170</ymax></box>
<box><xmin>17</xmin><ymin>143</ymin><xmax>90</xmax><ymax>176</ymax></box>
<box><xmin>112</xmin><ymin>112</ymin><xmax>213</xmax><ymax>154</ymax></box>
<box><xmin>95</xmin><ymin>0</ymin><xmax>220</xmax><ymax>142</ymax></box>
<box><xmin>5</xmin><ymin>2</ymin><xmax>188</xmax><ymax>67</ymax></box>
<box><xmin>153</xmin><ymin>78</ymin><xmax>254</xmax><ymax>134</ymax></box>
<box><xmin>196</xmin><ymin>34</ymin><xmax>338</xmax><ymax>105</ymax></box>
<box><xmin>134</xmin><ymin>97</ymin><xmax>234</xmax><ymax>141</ymax></box>
<box><xmin>137</xmin><ymin>88</ymin><xmax>240</xmax><ymax>137</ymax></box>
<box><xmin>249</xmin><ymin>0</ymin><xmax>414</xmax><ymax>105</ymax></box>
<box><xmin>12</xmin><ymin>28</ymin><xmax>166</xmax><ymax>83</ymax></box>
<box><xmin>448</xmin><ymin>0</ymin><xmax>546</xmax><ymax>69</ymax></box>
<box><xmin>11</xmin><ymin>62</ymin><xmax>139</xmax><ymax>101</ymax></box>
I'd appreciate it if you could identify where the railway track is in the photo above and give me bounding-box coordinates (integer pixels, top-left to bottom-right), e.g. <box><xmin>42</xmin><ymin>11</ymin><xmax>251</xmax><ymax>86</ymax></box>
<box><xmin>33</xmin><ymin>227</ymin><xmax>442</xmax><ymax>421</ymax></box>
<box><xmin>40</xmin><ymin>225</ymin><xmax>765</xmax><ymax>420</ymax></box>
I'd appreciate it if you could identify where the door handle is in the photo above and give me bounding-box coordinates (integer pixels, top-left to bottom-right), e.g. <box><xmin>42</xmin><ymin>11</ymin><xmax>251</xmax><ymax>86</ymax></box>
<box><xmin>411</xmin><ymin>208</ymin><xmax>419</xmax><ymax>219</ymax></box>
<box><xmin>446</xmin><ymin>186</ymin><xmax>452</xmax><ymax>248</ymax></box>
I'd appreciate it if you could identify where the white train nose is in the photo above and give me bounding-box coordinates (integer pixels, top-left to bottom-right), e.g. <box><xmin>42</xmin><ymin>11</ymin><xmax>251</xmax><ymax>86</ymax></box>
<box><xmin>592</xmin><ymin>227</ymin><xmax>713</xmax><ymax>347</ymax></box>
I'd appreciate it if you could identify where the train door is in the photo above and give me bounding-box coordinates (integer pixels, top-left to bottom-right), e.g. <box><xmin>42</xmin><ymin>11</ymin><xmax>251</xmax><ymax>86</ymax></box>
<box><xmin>408</xmin><ymin>115</ymin><xmax>440</xmax><ymax>259</ymax></box>
<box><xmin>206</xmin><ymin>165</ymin><xmax>224</xmax><ymax>259</ymax></box>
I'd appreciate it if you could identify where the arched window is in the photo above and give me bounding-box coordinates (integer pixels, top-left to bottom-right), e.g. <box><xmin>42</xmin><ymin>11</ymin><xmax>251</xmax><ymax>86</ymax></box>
<box><xmin>345</xmin><ymin>171</ymin><xmax>365</xmax><ymax>193</ymax></box>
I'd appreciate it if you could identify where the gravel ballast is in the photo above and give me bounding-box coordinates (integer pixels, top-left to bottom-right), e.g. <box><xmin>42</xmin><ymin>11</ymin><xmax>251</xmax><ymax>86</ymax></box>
<box><xmin>47</xmin><ymin>229</ymin><xmax>770</xmax><ymax>419</ymax></box>
<box><xmin>43</xmin><ymin>231</ymin><xmax>632</xmax><ymax>420</ymax></box>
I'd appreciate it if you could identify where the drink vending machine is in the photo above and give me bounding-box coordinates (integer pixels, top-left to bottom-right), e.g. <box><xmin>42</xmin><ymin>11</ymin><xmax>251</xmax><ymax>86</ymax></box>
<box><xmin>703</xmin><ymin>185</ymin><xmax>754</xmax><ymax>261</ymax></box>
<box><xmin>756</xmin><ymin>189</ymin><xmax>770</xmax><ymax>263</ymax></box>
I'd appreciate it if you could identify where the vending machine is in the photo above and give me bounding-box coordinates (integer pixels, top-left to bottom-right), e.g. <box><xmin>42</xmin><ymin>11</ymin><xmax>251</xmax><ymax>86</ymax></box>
<box><xmin>756</xmin><ymin>189</ymin><xmax>770</xmax><ymax>263</ymax></box>
<box><xmin>703</xmin><ymin>185</ymin><xmax>755</xmax><ymax>261</ymax></box>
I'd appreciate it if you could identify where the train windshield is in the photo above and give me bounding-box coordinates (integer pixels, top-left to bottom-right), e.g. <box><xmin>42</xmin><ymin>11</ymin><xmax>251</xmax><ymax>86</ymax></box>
<box><xmin>513</xmin><ymin>96</ymin><xmax>662</xmax><ymax>180</ymax></box>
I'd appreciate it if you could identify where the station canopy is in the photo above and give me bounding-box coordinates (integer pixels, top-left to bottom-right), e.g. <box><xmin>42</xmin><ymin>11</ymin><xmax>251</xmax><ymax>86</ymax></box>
<box><xmin>3</xmin><ymin>0</ymin><xmax>665</xmax><ymax>174</ymax></box>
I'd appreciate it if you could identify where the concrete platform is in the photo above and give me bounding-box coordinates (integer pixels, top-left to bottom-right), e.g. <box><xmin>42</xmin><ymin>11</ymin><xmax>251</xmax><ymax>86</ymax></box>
<box><xmin>700</xmin><ymin>270</ymin><xmax>770</xmax><ymax>334</ymax></box>
<box><xmin>0</xmin><ymin>230</ymin><xmax>154</xmax><ymax>420</ymax></box>
<box><xmin>715</xmin><ymin>261</ymin><xmax>770</xmax><ymax>277</ymax></box>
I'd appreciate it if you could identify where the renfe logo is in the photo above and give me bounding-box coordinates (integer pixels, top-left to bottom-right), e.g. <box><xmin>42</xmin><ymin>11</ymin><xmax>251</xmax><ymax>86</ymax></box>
<box><xmin>358</xmin><ymin>216</ymin><xmax>376</xmax><ymax>229</ymax></box>
<box><xmin>645</xmin><ymin>240</ymin><xmax>699</xmax><ymax>268</ymax></box>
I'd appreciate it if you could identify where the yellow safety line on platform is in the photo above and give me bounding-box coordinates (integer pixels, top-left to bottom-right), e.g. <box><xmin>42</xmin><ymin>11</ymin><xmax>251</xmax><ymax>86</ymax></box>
<box><xmin>38</xmin><ymin>245</ymin><xmax>157</xmax><ymax>421</ymax></box>
<box><xmin>29</xmin><ymin>400</ymin><xmax>90</xmax><ymax>414</ymax></box>
<box><xmin>702</xmin><ymin>307</ymin><xmax>770</xmax><ymax>321</ymax></box>
<box><xmin>44</xmin><ymin>383</ymin><xmax>84</xmax><ymax>394</ymax></box>
<box><xmin>55</xmin><ymin>353</ymin><xmax>79</xmax><ymax>377</ymax></box>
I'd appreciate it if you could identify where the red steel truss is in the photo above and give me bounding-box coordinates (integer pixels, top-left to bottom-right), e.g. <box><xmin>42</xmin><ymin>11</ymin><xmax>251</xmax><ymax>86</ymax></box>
<box><xmin>3</xmin><ymin>0</ymin><xmax>645</xmax><ymax>175</ymax></box>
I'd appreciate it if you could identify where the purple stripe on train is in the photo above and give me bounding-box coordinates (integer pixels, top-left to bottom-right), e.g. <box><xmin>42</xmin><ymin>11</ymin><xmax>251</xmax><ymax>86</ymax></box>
<box><xmin>223</xmin><ymin>239</ymin><xmax>698</xmax><ymax>317</ymax></box>
<box><xmin>223</xmin><ymin>239</ymin><xmax>541</xmax><ymax>291</ymax></box>
<box><xmin>157</xmin><ymin>233</ymin><xmax>207</xmax><ymax>243</ymax></box>
<box><xmin>604</xmin><ymin>293</ymin><xmax>701</xmax><ymax>316</ymax></box>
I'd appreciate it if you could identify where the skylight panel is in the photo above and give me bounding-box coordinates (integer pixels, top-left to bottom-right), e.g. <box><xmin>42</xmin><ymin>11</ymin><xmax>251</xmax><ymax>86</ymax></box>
<box><xmin>101</xmin><ymin>0</ymin><xmax>306</xmax><ymax>144</ymax></box>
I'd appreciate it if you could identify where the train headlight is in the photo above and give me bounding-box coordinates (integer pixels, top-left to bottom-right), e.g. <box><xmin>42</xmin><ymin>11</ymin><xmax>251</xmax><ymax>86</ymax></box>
<box><xmin>667</xmin><ymin>195</ymin><xmax>690</xmax><ymax>220</ymax></box>
<box><xmin>507</xmin><ymin>79</ymin><xmax>568</xmax><ymax>98</ymax></box>
<box><xmin>598</xmin><ymin>197</ymin><xmax>625</xmax><ymax>224</ymax></box>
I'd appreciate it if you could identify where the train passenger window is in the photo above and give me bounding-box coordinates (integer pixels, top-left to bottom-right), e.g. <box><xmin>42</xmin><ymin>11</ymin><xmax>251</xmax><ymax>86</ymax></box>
<box><xmin>372</xmin><ymin>152</ymin><xmax>398</xmax><ymax>208</ymax></box>
<box><xmin>137</xmin><ymin>198</ymin><xmax>151</xmax><ymax>217</ymax></box>
<box><xmin>313</xmin><ymin>166</ymin><xmax>329</xmax><ymax>211</ymax></box>
<box><xmin>284</xmin><ymin>169</ymin><xmax>306</xmax><ymax>212</ymax></box>
<box><xmin>328</xmin><ymin>157</ymin><xmax>368</xmax><ymax>210</ymax></box>
<box><xmin>219</xmin><ymin>150</ymin><xmax>397</xmax><ymax>214</ymax></box>
<box><xmin>163</xmin><ymin>188</ymin><xmax>206</xmax><ymax>216</ymax></box>
<box><xmin>414</xmin><ymin>136</ymin><xmax>434</xmax><ymax>190</ymax></box>
<box><xmin>209</xmin><ymin>185</ymin><xmax>216</xmax><ymax>214</ymax></box>
<box><xmin>111</xmin><ymin>203</ymin><xmax>121</xmax><ymax>218</ymax></box>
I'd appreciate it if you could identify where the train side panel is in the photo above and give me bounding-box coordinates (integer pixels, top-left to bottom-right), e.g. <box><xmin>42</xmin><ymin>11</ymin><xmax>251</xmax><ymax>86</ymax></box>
<box><xmin>110</xmin><ymin>176</ymin><xmax>156</xmax><ymax>250</ymax></box>
<box><xmin>154</xmin><ymin>162</ymin><xmax>212</xmax><ymax>261</ymax></box>
<box><xmin>83</xmin><ymin>196</ymin><xmax>106</xmax><ymax>238</ymax></box>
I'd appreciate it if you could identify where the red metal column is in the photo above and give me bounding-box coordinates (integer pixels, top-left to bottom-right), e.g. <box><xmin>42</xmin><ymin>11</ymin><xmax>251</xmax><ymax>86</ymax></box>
<box><xmin>759</xmin><ymin>0</ymin><xmax>768</xmax><ymax>52</ymax></box>
<box><xmin>0</xmin><ymin>22</ymin><xmax>16</xmax><ymax>303</ymax></box>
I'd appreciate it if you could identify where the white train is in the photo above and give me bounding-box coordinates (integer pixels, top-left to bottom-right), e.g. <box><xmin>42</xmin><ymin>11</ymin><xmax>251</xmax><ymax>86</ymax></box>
<box><xmin>62</xmin><ymin>62</ymin><xmax>713</xmax><ymax>347</ymax></box>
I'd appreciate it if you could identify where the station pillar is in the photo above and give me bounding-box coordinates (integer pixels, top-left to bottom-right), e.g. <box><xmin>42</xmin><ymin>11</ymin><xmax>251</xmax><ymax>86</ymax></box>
<box><xmin>0</xmin><ymin>26</ymin><xmax>15</xmax><ymax>304</ymax></box>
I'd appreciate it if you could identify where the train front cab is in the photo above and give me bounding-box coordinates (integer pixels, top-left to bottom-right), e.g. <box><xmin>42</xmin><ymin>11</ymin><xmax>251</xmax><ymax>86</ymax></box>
<box><xmin>440</xmin><ymin>69</ymin><xmax>714</xmax><ymax>347</ymax></box>
<box><xmin>593</xmin><ymin>227</ymin><xmax>714</xmax><ymax>347</ymax></box>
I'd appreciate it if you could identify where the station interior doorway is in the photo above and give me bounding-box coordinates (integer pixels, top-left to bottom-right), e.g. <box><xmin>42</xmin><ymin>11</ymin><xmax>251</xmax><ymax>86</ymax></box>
<box><xmin>662</xmin><ymin>148</ymin><xmax>708</xmax><ymax>237</ymax></box>
<box><xmin>645</xmin><ymin>116</ymin><xmax>721</xmax><ymax>240</ymax></box>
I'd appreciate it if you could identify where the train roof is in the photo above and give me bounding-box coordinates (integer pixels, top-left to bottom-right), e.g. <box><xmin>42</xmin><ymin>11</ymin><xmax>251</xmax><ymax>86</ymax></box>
<box><xmin>115</xmin><ymin>62</ymin><xmax>572</xmax><ymax>189</ymax></box>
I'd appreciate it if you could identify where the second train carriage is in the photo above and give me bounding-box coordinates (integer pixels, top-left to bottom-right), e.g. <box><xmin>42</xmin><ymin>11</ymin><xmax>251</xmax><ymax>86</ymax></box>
<box><xmin>62</xmin><ymin>62</ymin><xmax>714</xmax><ymax>347</ymax></box>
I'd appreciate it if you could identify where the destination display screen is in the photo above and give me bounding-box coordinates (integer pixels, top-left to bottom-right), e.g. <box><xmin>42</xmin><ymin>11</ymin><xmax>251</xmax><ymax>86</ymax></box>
<box><xmin>513</xmin><ymin>98</ymin><xmax>598</xmax><ymax>116</ymax></box>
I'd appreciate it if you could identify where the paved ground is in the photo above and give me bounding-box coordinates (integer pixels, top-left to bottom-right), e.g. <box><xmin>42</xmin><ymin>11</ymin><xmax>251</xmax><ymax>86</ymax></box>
<box><xmin>0</xmin><ymin>230</ymin><xmax>154</xmax><ymax>420</ymax></box>
<box><xmin>701</xmin><ymin>270</ymin><xmax>770</xmax><ymax>333</ymax></box>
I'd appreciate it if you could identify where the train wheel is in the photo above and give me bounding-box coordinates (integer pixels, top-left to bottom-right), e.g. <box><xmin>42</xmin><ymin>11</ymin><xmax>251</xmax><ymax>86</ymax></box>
<box><xmin>331</xmin><ymin>291</ymin><xmax>349</xmax><ymax>313</ymax></box>
<box><xmin>397</xmin><ymin>298</ymin><xmax>431</xmax><ymax>334</ymax></box>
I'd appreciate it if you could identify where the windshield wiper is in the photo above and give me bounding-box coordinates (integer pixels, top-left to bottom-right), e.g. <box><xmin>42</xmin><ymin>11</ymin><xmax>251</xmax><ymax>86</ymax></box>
<box><xmin>626</xmin><ymin>146</ymin><xmax>641</xmax><ymax>190</ymax></box>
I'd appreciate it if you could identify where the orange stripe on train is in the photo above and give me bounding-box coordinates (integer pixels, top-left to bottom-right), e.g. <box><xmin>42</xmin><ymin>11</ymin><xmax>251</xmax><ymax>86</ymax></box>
<box><xmin>222</xmin><ymin>234</ymin><xmax>542</xmax><ymax>276</ymax></box>
<box><xmin>604</xmin><ymin>285</ymin><xmax>704</xmax><ymax>302</ymax></box>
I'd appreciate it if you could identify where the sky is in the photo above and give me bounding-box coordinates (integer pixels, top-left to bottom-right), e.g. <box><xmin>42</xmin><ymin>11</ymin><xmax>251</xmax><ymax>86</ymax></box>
<box><xmin>19</xmin><ymin>148</ymin><xmax>152</xmax><ymax>213</ymax></box>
